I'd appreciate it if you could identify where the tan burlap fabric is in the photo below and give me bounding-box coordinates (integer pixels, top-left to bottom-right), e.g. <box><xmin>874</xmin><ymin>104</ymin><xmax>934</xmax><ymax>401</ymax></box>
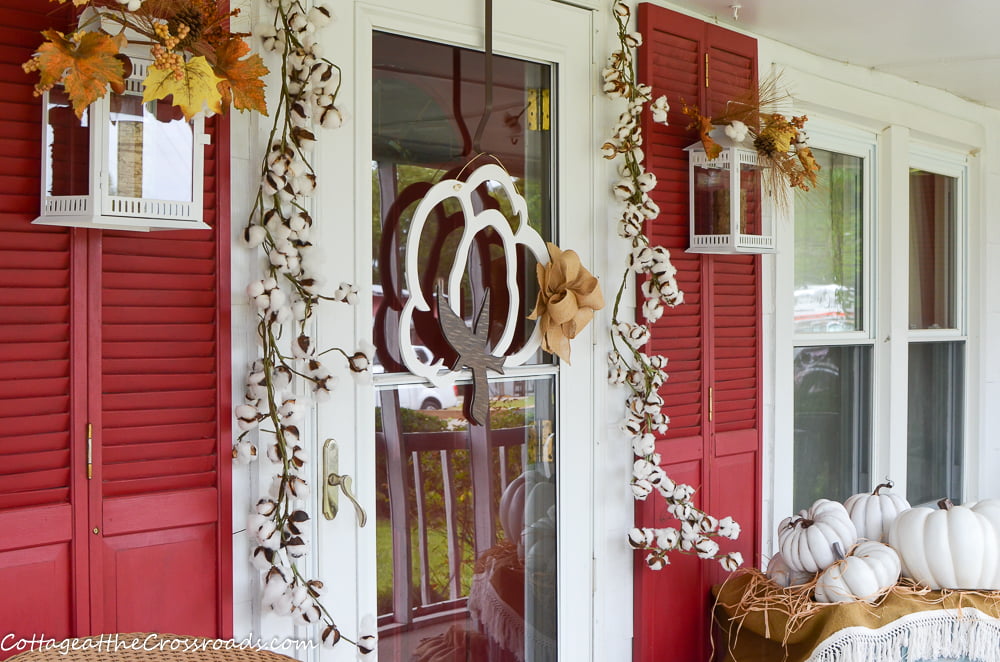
<box><xmin>713</xmin><ymin>570</ymin><xmax>1000</xmax><ymax>662</ymax></box>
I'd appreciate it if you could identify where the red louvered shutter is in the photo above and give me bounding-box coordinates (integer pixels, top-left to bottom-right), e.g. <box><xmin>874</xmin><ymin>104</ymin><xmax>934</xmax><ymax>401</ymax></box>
<box><xmin>0</xmin><ymin>3</ymin><xmax>82</xmax><ymax>646</ymax></box>
<box><xmin>93</xmin><ymin>116</ymin><xmax>230</xmax><ymax>635</ymax></box>
<box><xmin>0</xmin><ymin>2</ymin><xmax>230</xmax><ymax>644</ymax></box>
<box><xmin>635</xmin><ymin>6</ymin><xmax>760</xmax><ymax>662</ymax></box>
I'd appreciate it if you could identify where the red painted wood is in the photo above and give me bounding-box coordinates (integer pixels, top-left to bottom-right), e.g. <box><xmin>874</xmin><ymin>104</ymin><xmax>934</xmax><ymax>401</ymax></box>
<box><xmin>212</xmin><ymin>112</ymin><xmax>234</xmax><ymax>638</ymax></box>
<box><xmin>636</xmin><ymin>6</ymin><xmax>761</xmax><ymax>662</ymax></box>
<box><xmin>101</xmin><ymin>523</ymin><xmax>218</xmax><ymax>635</ymax></box>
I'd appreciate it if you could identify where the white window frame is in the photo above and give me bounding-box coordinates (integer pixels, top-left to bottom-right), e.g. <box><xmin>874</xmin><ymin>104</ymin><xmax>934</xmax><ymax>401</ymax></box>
<box><xmin>772</xmin><ymin>119</ymin><xmax>877</xmax><ymax>534</ymax></box>
<box><xmin>894</xmin><ymin>143</ymin><xmax>970</xmax><ymax>503</ymax></box>
<box><xmin>772</xmin><ymin>119</ymin><xmax>976</xmax><ymax>545</ymax></box>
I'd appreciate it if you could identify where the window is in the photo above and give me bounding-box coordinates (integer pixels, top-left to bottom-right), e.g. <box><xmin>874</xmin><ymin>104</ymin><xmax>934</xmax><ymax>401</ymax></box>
<box><xmin>786</xmin><ymin>123</ymin><xmax>968</xmax><ymax>513</ymax></box>
<box><xmin>791</xmin><ymin>137</ymin><xmax>873</xmax><ymax>510</ymax></box>
<box><xmin>370</xmin><ymin>31</ymin><xmax>559</xmax><ymax>662</ymax></box>
<box><xmin>906</xmin><ymin>155</ymin><xmax>966</xmax><ymax>505</ymax></box>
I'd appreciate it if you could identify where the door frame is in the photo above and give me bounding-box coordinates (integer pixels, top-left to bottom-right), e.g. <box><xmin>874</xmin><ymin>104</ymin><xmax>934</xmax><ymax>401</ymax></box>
<box><xmin>312</xmin><ymin>1</ymin><xmax>603</xmax><ymax>659</ymax></box>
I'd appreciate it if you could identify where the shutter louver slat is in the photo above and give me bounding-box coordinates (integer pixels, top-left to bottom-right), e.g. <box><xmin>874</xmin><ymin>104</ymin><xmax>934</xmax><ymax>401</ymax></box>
<box><xmin>101</xmin><ymin>154</ymin><xmax>219</xmax><ymax>499</ymax></box>
<box><xmin>712</xmin><ymin>255</ymin><xmax>758</xmax><ymax>433</ymax></box>
<box><xmin>0</xmin><ymin>52</ymin><xmax>72</xmax><ymax>507</ymax></box>
<box><xmin>103</xmin><ymin>422</ymin><xmax>216</xmax><ymax>446</ymax></box>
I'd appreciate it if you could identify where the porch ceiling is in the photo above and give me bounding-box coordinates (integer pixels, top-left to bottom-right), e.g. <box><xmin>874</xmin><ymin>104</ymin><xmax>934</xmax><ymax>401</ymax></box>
<box><xmin>668</xmin><ymin>0</ymin><xmax>1000</xmax><ymax>111</ymax></box>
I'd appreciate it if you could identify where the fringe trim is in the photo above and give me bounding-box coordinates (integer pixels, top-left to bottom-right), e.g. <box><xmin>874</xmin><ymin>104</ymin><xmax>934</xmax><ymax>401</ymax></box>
<box><xmin>468</xmin><ymin>565</ymin><xmax>556</xmax><ymax>662</ymax></box>
<box><xmin>808</xmin><ymin>608</ymin><xmax>1000</xmax><ymax>662</ymax></box>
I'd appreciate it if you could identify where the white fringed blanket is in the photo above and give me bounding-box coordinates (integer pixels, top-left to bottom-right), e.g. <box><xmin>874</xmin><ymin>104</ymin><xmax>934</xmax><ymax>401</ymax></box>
<box><xmin>809</xmin><ymin>608</ymin><xmax>1000</xmax><ymax>662</ymax></box>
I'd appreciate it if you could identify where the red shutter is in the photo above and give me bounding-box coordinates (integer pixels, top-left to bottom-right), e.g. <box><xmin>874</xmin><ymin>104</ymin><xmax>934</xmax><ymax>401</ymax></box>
<box><xmin>94</xmin><ymin>117</ymin><xmax>229</xmax><ymax>636</ymax></box>
<box><xmin>0</xmin><ymin>3</ymin><xmax>80</xmax><ymax>648</ymax></box>
<box><xmin>635</xmin><ymin>6</ymin><xmax>760</xmax><ymax>662</ymax></box>
<box><xmin>0</xmin><ymin>2</ymin><xmax>231</xmax><ymax>643</ymax></box>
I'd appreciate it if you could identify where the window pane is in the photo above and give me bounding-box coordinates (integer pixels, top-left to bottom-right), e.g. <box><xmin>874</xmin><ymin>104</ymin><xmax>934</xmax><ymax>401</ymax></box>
<box><xmin>108</xmin><ymin>94</ymin><xmax>194</xmax><ymax>202</ymax></box>
<box><xmin>793</xmin><ymin>149</ymin><xmax>864</xmax><ymax>334</ymax></box>
<box><xmin>375</xmin><ymin>376</ymin><xmax>557</xmax><ymax>661</ymax></box>
<box><xmin>372</xmin><ymin>32</ymin><xmax>553</xmax><ymax>373</ymax></box>
<box><xmin>907</xmin><ymin>341</ymin><xmax>964</xmax><ymax>504</ymax></box>
<box><xmin>45</xmin><ymin>87</ymin><xmax>90</xmax><ymax>197</ymax></box>
<box><xmin>793</xmin><ymin>345</ymin><xmax>872</xmax><ymax>511</ymax></box>
<box><xmin>909</xmin><ymin>170</ymin><xmax>957</xmax><ymax>330</ymax></box>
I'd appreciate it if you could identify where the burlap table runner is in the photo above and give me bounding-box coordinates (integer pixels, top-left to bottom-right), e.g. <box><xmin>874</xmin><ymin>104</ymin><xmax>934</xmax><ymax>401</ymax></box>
<box><xmin>713</xmin><ymin>570</ymin><xmax>1000</xmax><ymax>662</ymax></box>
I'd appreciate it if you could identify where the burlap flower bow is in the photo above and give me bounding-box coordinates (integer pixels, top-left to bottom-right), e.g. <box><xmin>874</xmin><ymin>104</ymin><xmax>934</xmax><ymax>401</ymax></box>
<box><xmin>528</xmin><ymin>242</ymin><xmax>605</xmax><ymax>364</ymax></box>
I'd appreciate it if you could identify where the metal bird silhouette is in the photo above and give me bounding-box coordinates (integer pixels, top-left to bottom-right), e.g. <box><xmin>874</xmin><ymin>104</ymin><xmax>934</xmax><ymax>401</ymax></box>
<box><xmin>436</xmin><ymin>282</ymin><xmax>505</xmax><ymax>425</ymax></box>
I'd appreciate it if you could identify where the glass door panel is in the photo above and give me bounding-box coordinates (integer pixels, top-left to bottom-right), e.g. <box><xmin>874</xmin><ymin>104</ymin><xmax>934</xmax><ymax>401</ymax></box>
<box><xmin>372</xmin><ymin>31</ymin><xmax>557</xmax><ymax>662</ymax></box>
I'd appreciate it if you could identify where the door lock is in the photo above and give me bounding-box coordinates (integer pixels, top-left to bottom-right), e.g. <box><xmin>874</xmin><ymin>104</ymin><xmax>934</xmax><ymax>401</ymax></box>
<box><xmin>322</xmin><ymin>439</ymin><xmax>367</xmax><ymax>526</ymax></box>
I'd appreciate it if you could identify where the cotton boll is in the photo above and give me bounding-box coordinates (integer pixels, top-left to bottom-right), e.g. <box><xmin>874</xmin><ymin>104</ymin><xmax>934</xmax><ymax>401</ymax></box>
<box><xmin>251</xmin><ymin>546</ymin><xmax>275</xmax><ymax>572</ymax></box>
<box><xmin>321</xmin><ymin>626</ymin><xmax>341</xmax><ymax>648</ymax></box>
<box><xmin>269</xmin><ymin>591</ymin><xmax>295</xmax><ymax>616</ymax></box>
<box><xmin>232</xmin><ymin>439</ymin><xmax>257</xmax><ymax>463</ymax></box>
<box><xmin>242</xmin><ymin>225</ymin><xmax>267</xmax><ymax>248</ymax></box>
<box><xmin>631</xmin><ymin>479</ymin><xmax>653</xmax><ymax>500</ymax></box>
<box><xmin>641</xmin><ymin>298</ymin><xmax>664</xmax><ymax>323</ymax></box>
<box><xmin>256</xmin><ymin>498</ymin><xmax>278</xmax><ymax>516</ymax></box>
<box><xmin>724</xmin><ymin>120</ymin><xmax>749</xmax><ymax>143</ymax></box>
<box><xmin>308</xmin><ymin>4</ymin><xmax>333</xmax><ymax>27</ymax></box>
<box><xmin>319</xmin><ymin>106</ymin><xmax>344</xmax><ymax>129</ymax></box>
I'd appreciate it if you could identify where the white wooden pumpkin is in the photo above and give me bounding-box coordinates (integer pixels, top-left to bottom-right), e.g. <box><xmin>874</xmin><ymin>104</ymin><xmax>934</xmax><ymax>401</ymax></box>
<box><xmin>969</xmin><ymin>499</ymin><xmax>1000</xmax><ymax>587</ymax></box>
<box><xmin>844</xmin><ymin>480</ymin><xmax>911</xmax><ymax>542</ymax></box>
<box><xmin>888</xmin><ymin>499</ymin><xmax>1000</xmax><ymax>590</ymax></box>
<box><xmin>778</xmin><ymin>499</ymin><xmax>857</xmax><ymax>574</ymax></box>
<box><xmin>765</xmin><ymin>551</ymin><xmax>814</xmax><ymax>588</ymax></box>
<box><xmin>814</xmin><ymin>541</ymin><xmax>900</xmax><ymax>603</ymax></box>
<box><xmin>499</xmin><ymin>473</ymin><xmax>527</xmax><ymax>545</ymax></box>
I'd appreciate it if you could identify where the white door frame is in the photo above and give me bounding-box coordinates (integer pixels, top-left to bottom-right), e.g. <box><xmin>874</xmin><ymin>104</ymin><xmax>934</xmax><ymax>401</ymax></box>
<box><xmin>312</xmin><ymin>1</ymin><xmax>601</xmax><ymax>660</ymax></box>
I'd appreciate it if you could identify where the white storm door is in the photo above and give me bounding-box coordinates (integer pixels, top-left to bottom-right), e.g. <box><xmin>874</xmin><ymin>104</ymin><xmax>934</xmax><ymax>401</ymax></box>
<box><xmin>312</xmin><ymin>1</ymin><xmax>597</xmax><ymax>661</ymax></box>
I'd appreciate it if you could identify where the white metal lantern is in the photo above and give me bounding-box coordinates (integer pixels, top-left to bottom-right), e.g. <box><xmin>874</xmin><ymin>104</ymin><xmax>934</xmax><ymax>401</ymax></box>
<box><xmin>34</xmin><ymin>47</ymin><xmax>210</xmax><ymax>232</ymax></box>
<box><xmin>685</xmin><ymin>129</ymin><xmax>774</xmax><ymax>254</ymax></box>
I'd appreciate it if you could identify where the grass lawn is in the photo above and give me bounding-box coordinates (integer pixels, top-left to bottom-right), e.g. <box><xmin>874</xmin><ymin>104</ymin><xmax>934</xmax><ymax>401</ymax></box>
<box><xmin>376</xmin><ymin>517</ymin><xmax>476</xmax><ymax>615</ymax></box>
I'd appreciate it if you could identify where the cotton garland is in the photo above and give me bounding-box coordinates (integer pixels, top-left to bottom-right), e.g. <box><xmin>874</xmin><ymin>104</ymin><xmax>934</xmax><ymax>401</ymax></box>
<box><xmin>604</xmin><ymin>1</ymin><xmax>743</xmax><ymax>572</ymax></box>
<box><xmin>232</xmin><ymin>1</ymin><xmax>375</xmax><ymax>653</ymax></box>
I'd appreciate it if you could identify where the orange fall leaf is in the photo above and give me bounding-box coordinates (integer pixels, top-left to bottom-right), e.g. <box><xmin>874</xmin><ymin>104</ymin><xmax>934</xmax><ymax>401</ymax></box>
<box><xmin>34</xmin><ymin>29</ymin><xmax>124</xmax><ymax>117</ymax></box>
<box><xmin>213</xmin><ymin>37</ymin><xmax>269</xmax><ymax>115</ymax></box>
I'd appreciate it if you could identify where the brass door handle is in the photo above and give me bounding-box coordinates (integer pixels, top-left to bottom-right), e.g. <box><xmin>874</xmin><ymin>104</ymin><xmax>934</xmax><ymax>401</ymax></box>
<box><xmin>323</xmin><ymin>438</ymin><xmax>367</xmax><ymax>527</ymax></box>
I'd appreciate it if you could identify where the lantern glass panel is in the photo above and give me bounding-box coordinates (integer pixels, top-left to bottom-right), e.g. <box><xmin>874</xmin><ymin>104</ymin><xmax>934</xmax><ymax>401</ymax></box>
<box><xmin>740</xmin><ymin>161</ymin><xmax>762</xmax><ymax>235</ymax></box>
<box><xmin>108</xmin><ymin>93</ymin><xmax>194</xmax><ymax>202</ymax></box>
<box><xmin>45</xmin><ymin>87</ymin><xmax>90</xmax><ymax>197</ymax></box>
<box><xmin>693</xmin><ymin>164</ymin><xmax>730</xmax><ymax>235</ymax></box>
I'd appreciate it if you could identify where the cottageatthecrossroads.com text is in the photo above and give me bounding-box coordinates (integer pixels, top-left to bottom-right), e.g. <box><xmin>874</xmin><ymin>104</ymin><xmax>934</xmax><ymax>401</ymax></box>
<box><xmin>0</xmin><ymin>633</ymin><xmax>318</xmax><ymax>655</ymax></box>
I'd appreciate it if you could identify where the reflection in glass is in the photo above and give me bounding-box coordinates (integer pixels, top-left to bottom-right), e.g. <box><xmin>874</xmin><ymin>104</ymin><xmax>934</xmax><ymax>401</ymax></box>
<box><xmin>907</xmin><ymin>342</ymin><xmax>964</xmax><ymax>505</ymax></box>
<box><xmin>909</xmin><ymin>170</ymin><xmax>957</xmax><ymax>330</ymax></box>
<box><xmin>108</xmin><ymin>93</ymin><xmax>194</xmax><ymax>202</ymax></box>
<box><xmin>793</xmin><ymin>149</ymin><xmax>863</xmax><ymax>334</ymax></box>
<box><xmin>375</xmin><ymin>377</ymin><xmax>556</xmax><ymax>662</ymax></box>
<box><xmin>371</xmin><ymin>32</ymin><xmax>553</xmax><ymax>375</ymax></box>
<box><xmin>45</xmin><ymin>87</ymin><xmax>90</xmax><ymax>197</ymax></box>
<box><xmin>793</xmin><ymin>345</ymin><xmax>871</xmax><ymax>511</ymax></box>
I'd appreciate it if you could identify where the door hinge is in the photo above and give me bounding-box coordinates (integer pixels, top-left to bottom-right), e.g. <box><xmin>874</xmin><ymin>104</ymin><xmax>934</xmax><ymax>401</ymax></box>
<box><xmin>705</xmin><ymin>53</ymin><xmax>710</xmax><ymax>88</ymax></box>
<box><xmin>86</xmin><ymin>423</ymin><xmax>93</xmax><ymax>480</ymax></box>
<box><xmin>526</xmin><ymin>89</ymin><xmax>550</xmax><ymax>132</ymax></box>
<box><xmin>708</xmin><ymin>387</ymin><xmax>714</xmax><ymax>423</ymax></box>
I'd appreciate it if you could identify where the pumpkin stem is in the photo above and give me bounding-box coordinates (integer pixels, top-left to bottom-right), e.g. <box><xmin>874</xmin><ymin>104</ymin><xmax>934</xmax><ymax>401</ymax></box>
<box><xmin>832</xmin><ymin>541</ymin><xmax>846</xmax><ymax>561</ymax></box>
<box><xmin>799</xmin><ymin>518</ymin><xmax>814</xmax><ymax>529</ymax></box>
<box><xmin>872</xmin><ymin>479</ymin><xmax>894</xmax><ymax>495</ymax></box>
<box><xmin>938</xmin><ymin>498</ymin><xmax>954</xmax><ymax>511</ymax></box>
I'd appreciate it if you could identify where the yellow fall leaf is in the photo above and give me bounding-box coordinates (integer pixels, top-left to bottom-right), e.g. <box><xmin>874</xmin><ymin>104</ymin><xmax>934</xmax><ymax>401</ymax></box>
<box><xmin>142</xmin><ymin>56</ymin><xmax>223</xmax><ymax>120</ymax></box>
